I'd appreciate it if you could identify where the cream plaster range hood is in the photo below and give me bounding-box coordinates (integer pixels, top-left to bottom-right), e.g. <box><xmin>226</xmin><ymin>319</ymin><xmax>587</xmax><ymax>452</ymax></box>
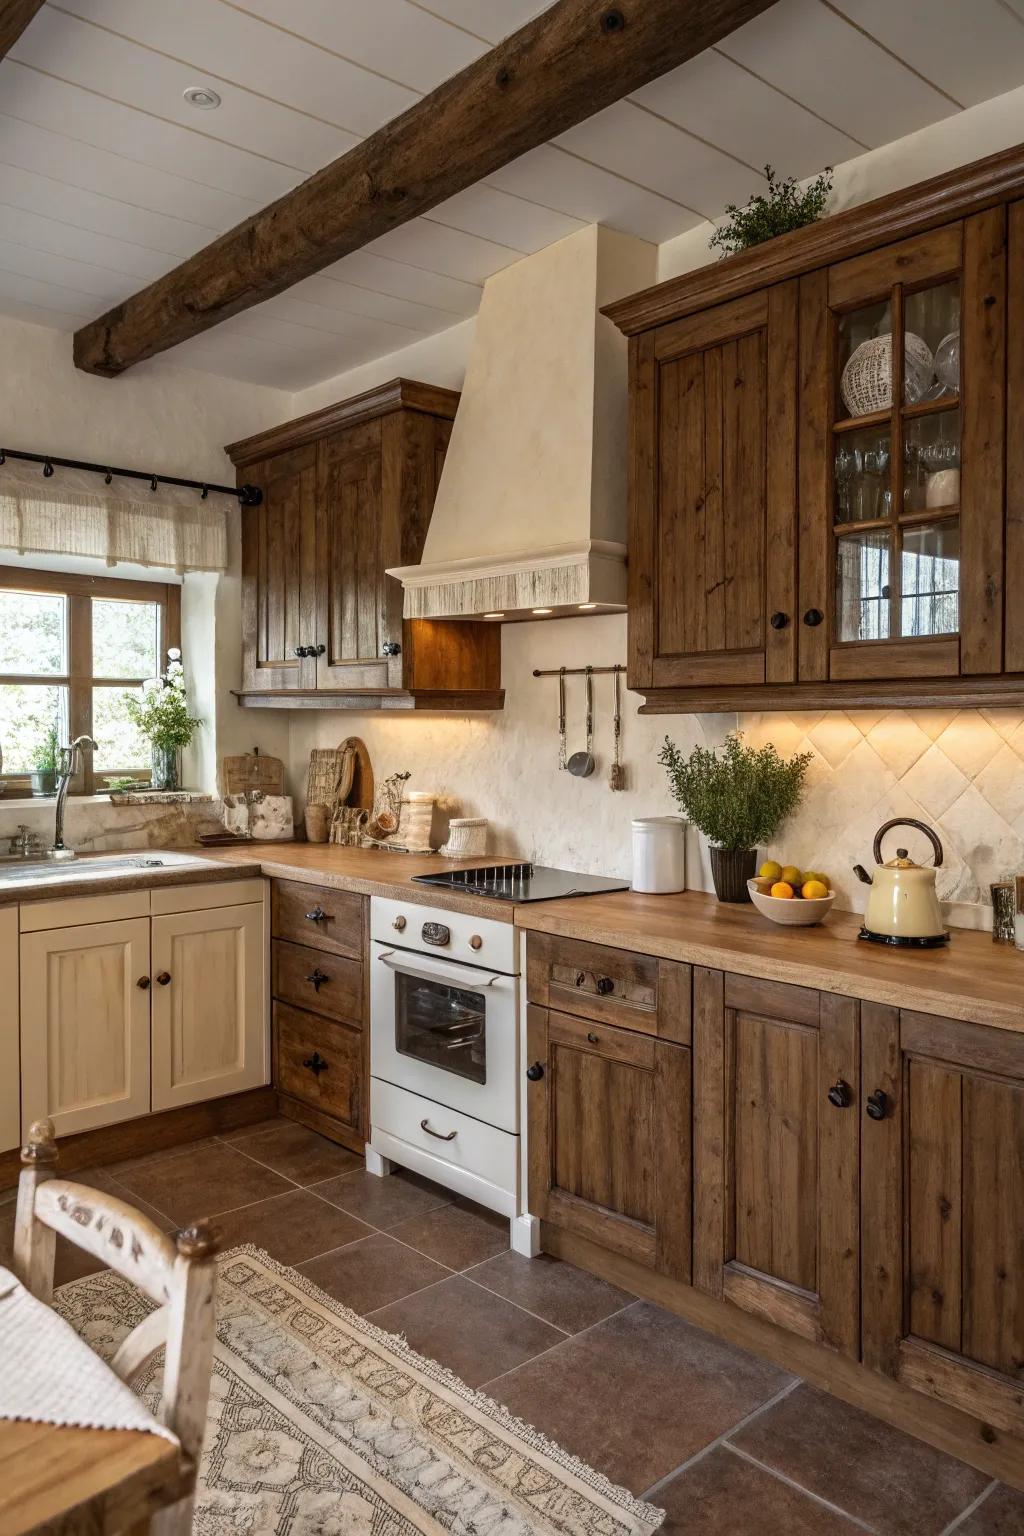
<box><xmin>389</xmin><ymin>224</ymin><xmax>656</xmax><ymax>621</ymax></box>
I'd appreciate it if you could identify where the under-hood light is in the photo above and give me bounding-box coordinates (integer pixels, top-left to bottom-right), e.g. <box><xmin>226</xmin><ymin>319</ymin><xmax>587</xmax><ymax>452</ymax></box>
<box><xmin>483</xmin><ymin>611</ymin><xmax>504</xmax><ymax>619</ymax></box>
<box><xmin>578</xmin><ymin>602</ymin><xmax>598</xmax><ymax>610</ymax></box>
<box><xmin>533</xmin><ymin>607</ymin><xmax>553</xmax><ymax>615</ymax></box>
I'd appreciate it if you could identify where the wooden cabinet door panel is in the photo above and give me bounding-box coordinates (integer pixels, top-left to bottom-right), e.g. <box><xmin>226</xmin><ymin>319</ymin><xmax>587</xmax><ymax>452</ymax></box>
<box><xmin>863</xmin><ymin>1005</ymin><xmax>1024</xmax><ymax>1433</ymax></box>
<box><xmin>527</xmin><ymin>1005</ymin><xmax>690</xmax><ymax>1277</ymax></box>
<box><xmin>693</xmin><ymin>969</ymin><xmax>860</xmax><ymax>1356</ymax></box>
<box><xmin>0</xmin><ymin>907</ymin><xmax>17</xmax><ymax>1153</ymax></box>
<box><xmin>316</xmin><ymin>421</ymin><xmax>390</xmax><ymax>689</ymax></box>
<box><xmin>150</xmin><ymin>903</ymin><xmax>267</xmax><ymax>1111</ymax></box>
<box><xmin>274</xmin><ymin>1001</ymin><xmax>363</xmax><ymax>1140</ymax></box>
<box><xmin>19</xmin><ymin>918</ymin><xmax>151</xmax><ymax>1136</ymax></box>
<box><xmin>241</xmin><ymin>444</ymin><xmax>317</xmax><ymax>692</ymax></box>
<box><xmin>272</xmin><ymin>939</ymin><xmax>363</xmax><ymax>1027</ymax></box>
<box><xmin>633</xmin><ymin>284</ymin><xmax>798</xmax><ymax>692</ymax></box>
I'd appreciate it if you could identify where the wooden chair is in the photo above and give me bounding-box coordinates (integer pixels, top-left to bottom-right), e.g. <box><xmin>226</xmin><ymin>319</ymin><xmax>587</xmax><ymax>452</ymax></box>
<box><xmin>12</xmin><ymin>1120</ymin><xmax>219</xmax><ymax>1535</ymax></box>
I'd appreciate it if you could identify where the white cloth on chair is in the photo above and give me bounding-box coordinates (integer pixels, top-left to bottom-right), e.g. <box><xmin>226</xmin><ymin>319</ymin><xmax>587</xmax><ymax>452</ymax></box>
<box><xmin>0</xmin><ymin>1264</ymin><xmax>176</xmax><ymax>1441</ymax></box>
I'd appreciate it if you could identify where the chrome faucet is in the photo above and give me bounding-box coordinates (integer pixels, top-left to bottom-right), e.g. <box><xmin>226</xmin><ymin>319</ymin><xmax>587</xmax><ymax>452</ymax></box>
<box><xmin>52</xmin><ymin>735</ymin><xmax>98</xmax><ymax>858</ymax></box>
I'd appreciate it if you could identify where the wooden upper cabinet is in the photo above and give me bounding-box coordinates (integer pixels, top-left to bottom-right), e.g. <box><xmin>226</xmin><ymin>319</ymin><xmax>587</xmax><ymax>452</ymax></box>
<box><xmin>862</xmin><ymin>1005</ymin><xmax>1024</xmax><ymax>1435</ymax></box>
<box><xmin>799</xmin><ymin>217</ymin><xmax>1006</xmax><ymax>687</ymax></box>
<box><xmin>630</xmin><ymin>284</ymin><xmax>798</xmax><ymax>692</ymax></box>
<box><xmin>228</xmin><ymin>380</ymin><xmax>501</xmax><ymax>710</ymax></box>
<box><xmin>693</xmin><ymin>970</ymin><xmax>860</xmax><ymax>1358</ymax></box>
<box><xmin>608</xmin><ymin>142</ymin><xmax>1024</xmax><ymax>710</ymax></box>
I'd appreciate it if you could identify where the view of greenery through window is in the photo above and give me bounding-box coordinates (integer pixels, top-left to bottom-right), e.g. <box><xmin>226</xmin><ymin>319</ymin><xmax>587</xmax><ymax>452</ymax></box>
<box><xmin>0</xmin><ymin>587</ymin><xmax>161</xmax><ymax>780</ymax></box>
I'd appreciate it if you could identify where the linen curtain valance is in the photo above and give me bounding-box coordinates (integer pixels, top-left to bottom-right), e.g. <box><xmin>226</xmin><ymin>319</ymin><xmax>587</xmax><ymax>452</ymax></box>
<box><xmin>0</xmin><ymin>457</ymin><xmax>233</xmax><ymax>573</ymax></box>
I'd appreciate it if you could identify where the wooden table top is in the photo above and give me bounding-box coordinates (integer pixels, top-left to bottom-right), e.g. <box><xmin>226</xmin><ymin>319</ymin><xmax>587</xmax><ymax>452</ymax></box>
<box><xmin>0</xmin><ymin>1418</ymin><xmax>181</xmax><ymax>1535</ymax></box>
<box><xmin>515</xmin><ymin>888</ymin><xmax>1024</xmax><ymax>1034</ymax></box>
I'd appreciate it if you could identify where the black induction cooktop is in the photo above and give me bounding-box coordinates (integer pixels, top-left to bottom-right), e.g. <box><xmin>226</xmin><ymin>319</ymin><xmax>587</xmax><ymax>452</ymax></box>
<box><xmin>412</xmin><ymin>862</ymin><xmax>630</xmax><ymax>903</ymax></box>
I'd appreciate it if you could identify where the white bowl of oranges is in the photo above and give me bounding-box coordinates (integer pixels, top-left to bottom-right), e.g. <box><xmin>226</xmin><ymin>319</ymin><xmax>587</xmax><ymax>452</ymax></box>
<box><xmin>748</xmin><ymin>862</ymin><xmax>835</xmax><ymax>927</ymax></box>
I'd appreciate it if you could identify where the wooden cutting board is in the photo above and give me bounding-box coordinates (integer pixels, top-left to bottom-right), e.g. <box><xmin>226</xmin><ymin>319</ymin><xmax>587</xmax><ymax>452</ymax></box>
<box><xmin>221</xmin><ymin>751</ymin><xmax>285</xmax><ymax>797</ymax></box>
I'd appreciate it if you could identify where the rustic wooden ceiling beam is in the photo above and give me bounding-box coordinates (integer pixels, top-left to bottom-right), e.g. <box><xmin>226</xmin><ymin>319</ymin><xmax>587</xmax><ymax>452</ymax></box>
<box><xmin>0</xmin><ymin>0</ymin><xmax>45</xmax><ymax>60</ymax></box>
<box><xmin>73</xmin><ymin>0</ymin><xmax>776</xmax><ymax>377</ymax></box>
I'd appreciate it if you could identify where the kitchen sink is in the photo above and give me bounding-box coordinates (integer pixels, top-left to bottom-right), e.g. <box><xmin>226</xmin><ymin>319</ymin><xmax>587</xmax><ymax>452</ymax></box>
<box><xmin>0</xmin><ymin>852</ymin><xmax>211</xmax><ymax>885</ymax></box>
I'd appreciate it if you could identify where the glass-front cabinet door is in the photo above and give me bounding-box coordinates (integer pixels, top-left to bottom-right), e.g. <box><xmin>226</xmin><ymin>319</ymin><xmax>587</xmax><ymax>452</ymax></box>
<box><xmin>798</xmin><ymin>214</ymin><xmax>1006</xmax><ymax>685</ymax></box>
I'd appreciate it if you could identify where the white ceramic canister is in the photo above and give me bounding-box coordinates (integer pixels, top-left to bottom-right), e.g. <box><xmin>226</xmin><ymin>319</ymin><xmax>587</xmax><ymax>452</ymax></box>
<box><xmin>632</xmin><ymin>816</ymin><xmax>686</xmax><ymax>894</ymax></box>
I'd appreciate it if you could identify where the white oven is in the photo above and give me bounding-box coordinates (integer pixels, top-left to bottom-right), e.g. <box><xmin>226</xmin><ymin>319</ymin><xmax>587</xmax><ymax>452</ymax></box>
<box><xmin>369</xmin><ymin>896</ymin><xmax>520</xmax><ymax>1135</ymax></box>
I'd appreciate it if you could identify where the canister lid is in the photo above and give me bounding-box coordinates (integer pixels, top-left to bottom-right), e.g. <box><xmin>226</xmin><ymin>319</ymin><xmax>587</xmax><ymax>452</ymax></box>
<box><xmin>632</xmin><ymin>815</ymin><xmax>684</xmax><ymax>832</ymax></box>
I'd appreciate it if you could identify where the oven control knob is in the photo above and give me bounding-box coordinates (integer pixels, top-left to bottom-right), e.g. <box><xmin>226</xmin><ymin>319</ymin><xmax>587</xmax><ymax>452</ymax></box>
<box><xmin>392</xmin><ymin>916</ymin><xmax>407</xmax><ymax>932</ymax></box>
<box><xmin>422</xmin><ymin>921</ymin><xmax>451</xmax><ymax>947</ymax></box>
<box><xmin>469</xmin><ymin>935</ymin><xmax>483</xmax><ymax>950</ymax></box>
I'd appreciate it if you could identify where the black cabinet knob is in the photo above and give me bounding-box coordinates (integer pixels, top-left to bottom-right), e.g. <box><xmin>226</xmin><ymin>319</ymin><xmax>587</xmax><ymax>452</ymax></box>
<box><xmin>312</xmin><ymin>643</ymin><xmax>326</xmax><ymax>657</ymax></box>
<box><xmin>525</xmin><ymin>1062</ymin><xmax>545</xmax><ymax>1082</ymax></box>
<box><xmin>305</xmin><ymin>967</ymin><xmax>329</xmax><ymax>992</ymax></box>
<box><xmin>587</xmin><ymin>1031</ymin><xmax>599</xmax><ymax>1044</ymax></box>
<box><xmin>382</xmin><ymin>640</ymin><xmax>402</xmax><ymax>657</ymax></box>
<box><xmin>803</xmin><ymin>608</ymin><xmax>824</xmax><ymax>627</ymax></box>
<box><xmin>574</xmin><ymin>971</ymin><xmax>586</xmax><ymax>987</ymax></box>
<box><xmin>305</xmin><ymin>906</ymin><xmax>330</xmax><ymax>924</ymax></box>
<box><xmin>136</xmin><ymin>975</ymin><xmax>151</xmax><ymax>990</ymax></box>
<box><xmin>866</xmin><ymin>1089</ymin><xmax>889</xmax><ymax>1121</ymax></box>
<box><xmin>294</xmin><ymin>645</ymin><xmax>310</xmax><ymax>658</ymax></box>
<box><xmin>596</xmin><ymin>976</ymin><xmax>615</xmax><ymax>995</ymax></box>
<box><xmin>770</xmin><ymin>611</ymin><xmax>789</xmax><ymax>630</ymax></box>
<box><xmin>827</xmin><ymin>1079</ymin><xmax>852</xmax><ymax>1109</ymax></box>
<box><xmin>156</xmin><ymin>971</ymin><xmax>172</xmax><ymax>986</ymax></box>
<box><xmin>303</xmin><ymin>1052</ymin><xmax>328</xmax><ymax>1077</ymax></box>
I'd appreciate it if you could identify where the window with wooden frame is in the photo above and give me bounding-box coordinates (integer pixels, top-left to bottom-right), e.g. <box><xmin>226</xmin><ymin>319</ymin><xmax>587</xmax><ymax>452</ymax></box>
<box><xmin>0</xmin><ymin>567</ymin><xmax>180</xmax><ymax>796</ymax></box>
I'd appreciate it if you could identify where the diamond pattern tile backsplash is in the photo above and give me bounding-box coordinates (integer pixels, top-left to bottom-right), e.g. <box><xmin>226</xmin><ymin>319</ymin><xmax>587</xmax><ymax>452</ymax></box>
<box><xmin>741</xmin><ymin>707</ymin><xmax>1024</xmax><ymax>927</ymax></box>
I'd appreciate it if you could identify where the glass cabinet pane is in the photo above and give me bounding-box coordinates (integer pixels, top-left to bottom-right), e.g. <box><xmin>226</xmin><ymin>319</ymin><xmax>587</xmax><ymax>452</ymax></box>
<box><xmin>901</xmin><ymin>520</ymin><xmax>959</xmax><ymax>638</ymax></box>
<box><xmin>903</xmin><ymin>409</ymin><xmax>960</xmax><ymax>514</ymax></box>
<box><xmin>835</xmin><ymin>427</ymin><xmax>891</xmax><ymax>524</ymax></box>
<box><xmin>838</xmin><ymin>300</ymin><xmax>891</xmax><ymax>418</ymax></box>
<box><xmin>836</xmin><ymin>530</ymin><xmax>891</xmax><ymax>642</ymax></box>
<box><xmin>904</xmin><ymin>279</ymin><xmax>960</xmax><ymax>400</ymax></box>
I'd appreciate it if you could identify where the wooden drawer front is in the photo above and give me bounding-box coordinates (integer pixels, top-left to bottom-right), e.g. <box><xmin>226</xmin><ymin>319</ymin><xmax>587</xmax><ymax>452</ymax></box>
<box><xmin>272</xmin><ymin>879</ymin><xmax>363</xmax><ymax>959</ymax></box>
<box><xmin>372</xmin><ymin>1077</ymin><xmax>518</xmax><ymax>1197</ymax></box>
<box><xmin>527</xmin><ymin>933</ymin><xmax>690</xmax><ymax>1043</ymax></box>
<box><xmin>274</xmin><ymin>1002</ymin><xmax>362</xmax><ymax>1131</ymax></box>
<box><xmin>273</xmin><ymin>938</ymin><xmax>363</xmax><ymax>1025</ymax></box>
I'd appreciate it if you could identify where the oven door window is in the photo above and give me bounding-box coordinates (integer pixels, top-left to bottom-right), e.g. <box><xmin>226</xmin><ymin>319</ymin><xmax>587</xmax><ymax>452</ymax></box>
<box><xmin>394</xmin><ymin>972</ymin><xmax>487</xmax><ymax>1085</ymax></box>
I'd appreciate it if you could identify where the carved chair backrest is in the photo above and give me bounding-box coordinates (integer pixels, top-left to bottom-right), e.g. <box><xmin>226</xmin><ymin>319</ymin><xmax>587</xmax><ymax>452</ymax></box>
<box><xmin>12</xmin><ymin>1119</ymin><xmax>219</xmax><ymax>1470</ymax></box>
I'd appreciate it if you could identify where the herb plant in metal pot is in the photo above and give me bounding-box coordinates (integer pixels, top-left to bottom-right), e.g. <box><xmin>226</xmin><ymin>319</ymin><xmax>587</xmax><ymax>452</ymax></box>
<box><xmin>659</xmin><ymin>733</ymin><xmax>813</xmax><ymax>903</ymax></box>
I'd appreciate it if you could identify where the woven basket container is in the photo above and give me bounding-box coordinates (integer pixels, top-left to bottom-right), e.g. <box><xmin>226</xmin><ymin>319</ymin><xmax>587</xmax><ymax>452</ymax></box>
<box><xmin>840</xmin><ymin>331</ymin><xmax>933</xmax><ymax>417</ymax></box>
<box><xmin>439</xmin><ymin>817</ymin><xmax>488</xmax><ymax>858</ymax></box>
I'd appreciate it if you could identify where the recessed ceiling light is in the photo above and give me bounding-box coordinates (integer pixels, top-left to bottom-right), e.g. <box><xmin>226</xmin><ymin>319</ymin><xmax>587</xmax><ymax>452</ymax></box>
<box><xmin>532</xmin><ymin>607</ymin><xmax>553</xmax><ymax>615</ymax></box>
<box><xmin>184</xmin><ymin>85</ymin><xmax>221</xmax><ymax>109</ymax></box>
<box><xmin>482</xmin><ymin>612</ymin><xmax>504</xmax><ymax>619</ymax></box>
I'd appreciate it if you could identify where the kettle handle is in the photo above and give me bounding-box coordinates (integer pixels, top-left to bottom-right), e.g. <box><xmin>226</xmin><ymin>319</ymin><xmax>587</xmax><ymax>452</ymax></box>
<box><xmin>872</xmin><ymin>817</ymin><xmax>943</xmax><ymax>868</ymax></box>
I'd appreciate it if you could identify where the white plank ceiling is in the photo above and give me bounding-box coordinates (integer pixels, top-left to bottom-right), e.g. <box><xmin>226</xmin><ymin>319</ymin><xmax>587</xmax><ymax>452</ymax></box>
<box><xmin>1</xmin><ymin>0</ymin><xmax>1023</xmax><ymax>389</ymax></box>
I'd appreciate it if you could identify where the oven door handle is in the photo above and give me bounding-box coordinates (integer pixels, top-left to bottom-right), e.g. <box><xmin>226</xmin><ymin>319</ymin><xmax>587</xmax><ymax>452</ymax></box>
<box><xmin>375</xmin><ymin>949</ymin><xmax>506</xmax><ymax>989</ymax></box>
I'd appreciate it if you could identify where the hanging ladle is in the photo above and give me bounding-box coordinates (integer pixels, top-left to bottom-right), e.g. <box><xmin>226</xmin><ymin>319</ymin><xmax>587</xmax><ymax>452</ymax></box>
<box><xmin>567</xmin><ymin>667</ymin><xmax>596</xmax><ymax>777</ymax></box>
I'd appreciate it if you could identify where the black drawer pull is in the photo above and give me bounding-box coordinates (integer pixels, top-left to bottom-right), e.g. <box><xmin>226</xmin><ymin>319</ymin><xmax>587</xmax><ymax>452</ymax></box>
<box><xmin>574</xmin><ymin>971</ymin><xmax>586</xmax><ymax>987</ymax></box>
<box><xmin>827</xmin><ymin>1079</ymin><xmax>852</xmax><ymax>1109</ymax></box>
<box><xmin>305</xmin><ymin>967</ymin><xmax>329</xmax><ymax>992</ymax></box>
<box><xmin>596</xmin><ymin>976</ymin><xmax>615</xmax><ymax>996</ymax></box>
<box><xmin>587</xmin><ymin>1032</ymin><xmax>599</xmax><ymax>1044</ymax></box>
<box><xmin>303</xmin><ymin>1052</ymin><xmax>328</xmax><ymax>1077</ymax></box>
<box><xmin>294</xmin><ymin>645</ymin><xmax>310</xmax><ymax>658</ymax></box>
<box><xmin>866</xmin><ymin>1088</ymin><xmax>889</xmax><ymax>1121</ymax></box>
<box><xmin>420</xmin><ymin>1118</ymin><xmax>457</xmax><ymax>1142</ymax></box>
<box><xmin>305</xmin><ymin>905</ymin><xmax>331</xmax><ymax>923</ymax></box>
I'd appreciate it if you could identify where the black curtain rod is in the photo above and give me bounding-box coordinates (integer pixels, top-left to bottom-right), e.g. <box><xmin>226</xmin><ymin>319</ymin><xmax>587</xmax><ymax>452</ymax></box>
<box><xmin>0</xmin><ymin>446</ymin><xmax>262</xmax><ymax>506</ymax></box>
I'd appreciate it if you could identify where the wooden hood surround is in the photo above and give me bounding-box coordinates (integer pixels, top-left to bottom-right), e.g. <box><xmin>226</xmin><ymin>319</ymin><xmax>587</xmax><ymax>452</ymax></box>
<box><xmin>605</xmin><ymin>141</ymin><xmax>1024</xmax><ymax>713</ymax></box>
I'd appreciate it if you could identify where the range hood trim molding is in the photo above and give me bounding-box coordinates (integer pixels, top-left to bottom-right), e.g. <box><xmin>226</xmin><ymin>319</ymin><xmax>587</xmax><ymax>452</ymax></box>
<box><xmin>389</xmin><ymin>539</ymin><xmax>626</xmax><ymax>619</ymax></box>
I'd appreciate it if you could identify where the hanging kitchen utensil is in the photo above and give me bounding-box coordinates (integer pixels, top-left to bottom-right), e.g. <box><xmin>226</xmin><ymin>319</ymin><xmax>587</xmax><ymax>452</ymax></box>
<box><xmin>567</xmin><ymin>667</ymin><xmax>596</xmax><ymax>777</ymax></box>
<box><xmin>557</xmin><ymin>667</ymin><xmax>567</xmax><ymax>771</ymax></box>
<box><xmin>609</xmin><ymin>668</ymin><xmax>625</xmax><ymax>791</ymax></box>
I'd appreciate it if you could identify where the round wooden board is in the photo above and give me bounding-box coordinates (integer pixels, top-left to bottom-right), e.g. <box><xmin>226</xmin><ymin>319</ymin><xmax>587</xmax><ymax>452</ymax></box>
<box><xmin>339</xmin><ymin>737</ymin><xmax>373</xmax><ymax>809</ymax></box>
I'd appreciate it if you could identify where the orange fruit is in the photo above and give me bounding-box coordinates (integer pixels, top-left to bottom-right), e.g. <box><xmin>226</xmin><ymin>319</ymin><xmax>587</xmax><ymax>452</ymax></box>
<box><xmin>770</xmin><ymin>881</ymin><xmax>795</xmax><ymax>899</ymax></box>
<box><xmin>802</xmin><ymin>879</ymin><xmax>829</xmax><ymax>900</ymax></box>
<box><xmin>780</xmin><ymin>865</ymin><xmax>802</xmax><ymax>888</ymax></box>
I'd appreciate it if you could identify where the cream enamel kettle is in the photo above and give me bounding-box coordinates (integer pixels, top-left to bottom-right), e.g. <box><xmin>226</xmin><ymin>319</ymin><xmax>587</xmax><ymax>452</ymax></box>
<box><xmin>853</xmin><ymin>818</ymin><xmax>948</xmax><ymax>947</ymax></box>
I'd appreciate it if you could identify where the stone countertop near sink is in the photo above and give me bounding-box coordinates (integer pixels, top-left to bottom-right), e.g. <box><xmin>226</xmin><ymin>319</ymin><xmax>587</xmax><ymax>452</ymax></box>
<box><xmin>200</xmin><ymin>843</ymin><xmax>518</xmax><ymax>921</ymax></box>
<box><xmin>0</xmin><ymin>850</ymin><xmax>256</xmax><ymax>906</ymax></box>
<box><xmin>514</xmin><ymin>888</ymin><xmax>1024</xmax><ymax>1036</ymax></box>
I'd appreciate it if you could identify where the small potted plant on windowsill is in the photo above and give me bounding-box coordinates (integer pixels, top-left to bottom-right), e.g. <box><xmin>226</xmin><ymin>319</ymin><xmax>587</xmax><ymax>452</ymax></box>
<box><xmin>659</xmin><ymin>732</ymin><xmax>813</xmax><ymax>903</ymax></box>
<box><xmin>124</xmin><ymin>648</ymin><xmax>201</xmax><ymax>793</ymax></box>
<box><xmin>30</xmin><ymin>723</ymin><xmax>60</xmax><ymax>797</ymax></box>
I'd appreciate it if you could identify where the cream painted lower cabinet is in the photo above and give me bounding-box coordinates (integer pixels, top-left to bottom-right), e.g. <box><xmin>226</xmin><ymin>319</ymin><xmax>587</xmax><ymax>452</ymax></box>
<box><xmin>151</xmin><ymin>903</ymin><xmax>266</xmax><ymax>1110</ymax></box>
<box><xmin>20</xmin><ymin>916</ymin><xmax>152</xmax><ymax>1137</ymax></box>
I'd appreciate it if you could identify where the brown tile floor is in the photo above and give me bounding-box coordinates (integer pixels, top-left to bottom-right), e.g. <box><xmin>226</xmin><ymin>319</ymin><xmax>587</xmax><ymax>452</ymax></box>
<box><xmin>4</xmin><ymin>1115</ymin><xmax>1021</xmax><ymax>1536</ymax></box>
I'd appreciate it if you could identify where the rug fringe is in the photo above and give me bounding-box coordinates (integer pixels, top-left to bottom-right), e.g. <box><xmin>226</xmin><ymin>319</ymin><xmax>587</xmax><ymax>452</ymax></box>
<box><xmin>219</xmin><ymin>1244</ymin><xmax>665</xmax><ymax>1533</ymax></box>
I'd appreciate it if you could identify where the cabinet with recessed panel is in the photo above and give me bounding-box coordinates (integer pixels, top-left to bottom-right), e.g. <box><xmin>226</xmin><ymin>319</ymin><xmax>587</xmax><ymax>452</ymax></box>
<box><xmin>607</xmin><ymin>142</ymin><xmax>1024</xmax><ymax>711</ymax></box>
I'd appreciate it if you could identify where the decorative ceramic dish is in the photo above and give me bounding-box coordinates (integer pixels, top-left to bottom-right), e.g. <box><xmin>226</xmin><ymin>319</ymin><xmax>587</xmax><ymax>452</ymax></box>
<box><xmin>748</xmin><ymin>879</ymin><xmax>836</xmax><ymax>926</ymax></box>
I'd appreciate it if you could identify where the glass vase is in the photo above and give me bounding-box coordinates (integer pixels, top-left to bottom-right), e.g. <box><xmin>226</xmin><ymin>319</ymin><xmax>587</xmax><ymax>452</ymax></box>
<box><xmin>150</xmin><ymin>743</ymin><xmax>179</xmax><ymax>792</ymax></box>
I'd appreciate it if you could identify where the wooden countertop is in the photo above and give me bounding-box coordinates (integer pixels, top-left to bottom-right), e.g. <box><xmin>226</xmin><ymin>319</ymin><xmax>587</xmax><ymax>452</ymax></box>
<box><xmin>514</xmin><ymin>889</ymin><xmax>1024</xmax><ymax>1035</ymax></box>
<box><xmin>199</xmin><ymin>843</ymin><xmax>517</xmax><ymax>921</ymax></box>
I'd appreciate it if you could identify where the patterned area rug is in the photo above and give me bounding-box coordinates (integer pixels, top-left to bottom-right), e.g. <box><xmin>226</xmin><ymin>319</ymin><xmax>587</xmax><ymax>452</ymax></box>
<box><xmin>55</xmin><ymin>1246</ymin><xmax>664</xmax><ymax>1536</ymax></box>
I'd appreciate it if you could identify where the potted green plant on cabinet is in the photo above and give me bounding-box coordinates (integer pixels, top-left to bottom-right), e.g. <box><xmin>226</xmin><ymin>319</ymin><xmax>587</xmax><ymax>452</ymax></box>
<box><xmin>30</xmin><ymin>723</ymin><xmax>60</xmax><ymax>797</ymax></box>
<box><xmin>124</xmin><ymin>648</ymin><xmax>201</xmax><ymax>792</ymax></box>
<box><xmin>660</xmin><ymin>732</ymin><xmax>812</xmax><ymax>902</ymax></box>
